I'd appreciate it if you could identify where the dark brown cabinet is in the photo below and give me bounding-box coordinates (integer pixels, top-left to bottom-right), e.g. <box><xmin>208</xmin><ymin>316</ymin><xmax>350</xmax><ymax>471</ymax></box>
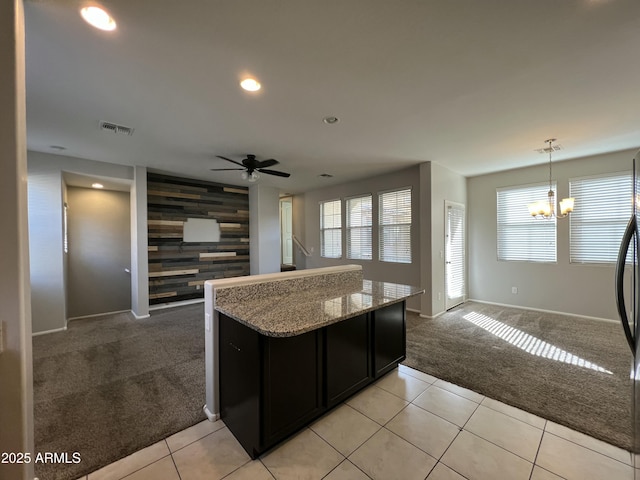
<box><xmin>373</xmin><ymin>301</ymin><xmax>406</xmax><ymax>377</ymax></box>
<box><xmin>218</xmin><ymin>300</ymin><xmax>406</xmax><ymax>458</ymax></box>
<box><xmin>325</xmin><ymin>313</ymin><xmax>371</xmax><ymax>407</ymax></box>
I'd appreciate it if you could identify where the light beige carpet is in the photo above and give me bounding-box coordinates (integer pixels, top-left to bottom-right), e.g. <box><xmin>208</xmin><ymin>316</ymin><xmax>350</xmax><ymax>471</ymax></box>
<box><xmin>32</xmin><ymin>304</ymin><xmax>206</xmax><ymax>480</ymax></box>
<box><xmin>403</xmin><ymin>301</ymin><xmax>633</xmax><ymax>451</ymax></box>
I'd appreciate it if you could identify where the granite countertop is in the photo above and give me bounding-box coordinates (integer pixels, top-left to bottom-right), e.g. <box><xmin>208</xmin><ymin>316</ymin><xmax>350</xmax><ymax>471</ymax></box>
<box><xmin>214</xmin><ymin>279</ymin><xmax>424</xmax><ymax>337</ymax></box>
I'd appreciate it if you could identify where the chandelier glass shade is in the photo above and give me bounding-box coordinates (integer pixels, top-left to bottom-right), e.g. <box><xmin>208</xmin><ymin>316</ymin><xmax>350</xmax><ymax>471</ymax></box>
<box><xmin>528</xmin><ymin>139</ymin><xmax>575</xmax><ymax>219</ymax></box>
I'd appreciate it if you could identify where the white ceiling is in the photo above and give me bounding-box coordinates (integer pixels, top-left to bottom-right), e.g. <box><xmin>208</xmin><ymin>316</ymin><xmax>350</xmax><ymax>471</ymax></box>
<box><xmin>24</xmin><ymin>0</ymin><xmax>640</xmax><ymax>194</ymax></box>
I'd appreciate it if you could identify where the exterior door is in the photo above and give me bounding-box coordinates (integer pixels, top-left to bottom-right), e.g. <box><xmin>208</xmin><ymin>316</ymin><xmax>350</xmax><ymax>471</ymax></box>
<box><xmin>445</xmin><ymin>201</ymin><xmax>465</xmax><ymax>310</ymax></box>
<box><xmin>280</xmin><ymin>197</ymin><xmax>293</xmax><ymax>265</ymax></box>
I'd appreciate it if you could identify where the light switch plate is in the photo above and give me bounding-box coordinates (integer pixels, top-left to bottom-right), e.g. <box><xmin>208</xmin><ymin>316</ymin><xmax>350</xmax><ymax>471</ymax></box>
<box><xmin>205</xmin><ymin>313</ymin><xmax>211</xmax><ymax>332</ymax></box>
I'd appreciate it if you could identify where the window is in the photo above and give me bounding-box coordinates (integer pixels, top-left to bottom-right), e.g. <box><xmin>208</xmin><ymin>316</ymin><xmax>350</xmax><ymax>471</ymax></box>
<box><xmin>379</xmin><ymin>188</ymin><xmax>411</xmax><ymax>263</ymax></box>
<box><xmin>346</xmin><ymin>195</ymin><xmax>372</xmax><ymax>260</ymax></box>
<box><xmin>570</xmin><ymin>172</ymin><xmax>633</xmax><ymax>264</ymax></box>
<box><xmin>497</xmin><ymin>183</ymin><xmax>556</xmax><ymax>262</ymax></box>
<box><xmin>320</xmin><ymin>199</ymin><xmax>342</xmax><ymax>258</ymax></box>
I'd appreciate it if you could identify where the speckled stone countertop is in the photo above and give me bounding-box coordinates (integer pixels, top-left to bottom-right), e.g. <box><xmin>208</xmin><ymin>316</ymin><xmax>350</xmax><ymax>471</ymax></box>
<box><xmin>214</xmin><ymin>274</ymin><xmax>424</xmax><ymax>337</ymax></box>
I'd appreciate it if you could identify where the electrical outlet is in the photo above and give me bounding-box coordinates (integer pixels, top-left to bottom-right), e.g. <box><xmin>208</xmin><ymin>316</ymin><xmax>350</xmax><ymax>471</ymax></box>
<box><xmin>512</xmin><ymin>287</ymin><xmax>518</xmax><ymax>294</ymax></box>
<box><xmin>196</xmin><ymin>284</ymin><xmax>201</xmax><ymax>290</ymax></box>
<box><xmin>437</xmin><ymin>292</ymin><xmax>442</xmax><ymax>301</ymax></box>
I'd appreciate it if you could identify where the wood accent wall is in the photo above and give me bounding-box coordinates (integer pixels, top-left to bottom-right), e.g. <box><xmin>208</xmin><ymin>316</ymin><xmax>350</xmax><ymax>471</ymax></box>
<box><xmin>147</xmin><ymin>172</ymin><xmax>250</xmax><ymax>304</ymax></box>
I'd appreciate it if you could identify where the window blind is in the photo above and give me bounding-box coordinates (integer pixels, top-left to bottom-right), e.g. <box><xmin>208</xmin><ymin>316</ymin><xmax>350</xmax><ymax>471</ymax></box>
<box><xmin>379</xmin><ymin>188</ymin><xmax>411</xmax><ymax>263</ymax></box>
<box><xmin>320</xmin><ymin>199</ymin><xmax>342</xmax><ymax>258</ymax></box>
<box><xmin>497</xmin><ymin>183</ymin><xmax>556</xmax><ymax>262</ymax></box>
<box><xmin>446</xmin><ymin>204</ymin><xmax>465</xmax><ymax>299</ymax></box>
<box><xmin>569</xmin><ymin>172</ymin><xmax>633</xmax><ymax>264</ymax></box>
<box><xmin>346</xmin><ymin>195</ymin><xmax>372</xmax><ymax>260</ymax></box>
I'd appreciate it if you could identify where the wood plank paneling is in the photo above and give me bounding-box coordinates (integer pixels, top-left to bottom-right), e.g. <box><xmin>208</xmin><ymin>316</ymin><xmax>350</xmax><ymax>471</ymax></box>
<box><xmin>147</xmin><ymin>172</ymin><xmax>250</xmax><ymax>305</ymax></box>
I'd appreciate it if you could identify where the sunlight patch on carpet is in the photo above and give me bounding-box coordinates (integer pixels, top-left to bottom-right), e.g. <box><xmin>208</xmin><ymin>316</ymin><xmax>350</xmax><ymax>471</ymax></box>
<box><xmin>463</xmin><ymin>312</ymin><xmax>613</xmax><ymax>375</ymax></box>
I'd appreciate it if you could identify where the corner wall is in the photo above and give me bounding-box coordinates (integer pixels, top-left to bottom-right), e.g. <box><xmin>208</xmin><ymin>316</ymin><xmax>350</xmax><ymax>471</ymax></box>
<box><xmin>467</xmin><ymin>148</ymin><xmax>637</xmax><ymax>320</ymax></box>
<box><xmin>27</xmin><ymin>151</ymin><xmax>133</xmax><ymax>333</ymax></box>
<box><xmin>0</xmin><ymin>1</ymin><xmax>34</xmax><ymax>478</ymax></box>
<box><xmin>428</xmin><ymin>162</ymin><xmax>467</xmax><ymax>317</ymax></box>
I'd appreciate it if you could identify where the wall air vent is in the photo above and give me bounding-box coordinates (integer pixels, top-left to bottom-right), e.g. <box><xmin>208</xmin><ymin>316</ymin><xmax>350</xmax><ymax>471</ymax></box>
<box><xmin>100</xmin><ymin>121</ymin><xmax>135</xmax><ymax>136</ymax></box>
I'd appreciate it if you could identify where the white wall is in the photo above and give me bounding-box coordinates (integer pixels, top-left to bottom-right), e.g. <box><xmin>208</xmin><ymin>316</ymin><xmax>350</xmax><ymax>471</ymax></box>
<box><xmin>130</xmin><ymin>166</ymin><xmax>149</xmax><ymax>319</ymax></box>
<box><xmin>428</xmin><ymin>162</ymin><xmax>467</xmax><ymax>316</ymax></box>
<box><xmin>249</xmin><ymin>184</ymin><xmax>281</xmax><ymax>275</ymax></box>
<box><xmin>301</xmin><ymin>166</ymin><xmax>423</xmax><ymax>311</ymax></box>
<box><xmin>0</xmin><ymin>1</ymin><xmax>34</xmax><ymax>478</ymax></box>
<box><xmin>467</xmin><ymin>148</ymin><xmax>637</xmax><ymax>320</ymax></box>
<box><xmin>27</xmin><ymin>151</ymin><xmax>134</xmax><ymax>333</ymax></box>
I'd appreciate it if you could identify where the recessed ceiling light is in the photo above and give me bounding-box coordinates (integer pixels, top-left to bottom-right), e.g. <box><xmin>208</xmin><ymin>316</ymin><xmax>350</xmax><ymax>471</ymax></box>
<box><xmin>50</xmin><ymin>145</ymin><xmax>66</xmax><ymax>151</ymax></box>
<box><xmin>91</xmin><ymin>183</ymin><xmax>104</xmax><ymax>189</ymax></box>
<box><xmin>323</xmin><ymin>116</ymin><xmax>339</xmax><ymax>125</ymax></box>
<box><xmin>240</xmin><ymin>78</ymin><xmax>261</xmax><ymax>92</ymax></box>
<box><xmin>319</xmin><ymin>173</ymin><xmax>334</xmax><ymax>178</ymax></box>
<box><xmin>80</xmin><ymin>6</ymin><xmax>117</xmax><ymax>31</ymax></box>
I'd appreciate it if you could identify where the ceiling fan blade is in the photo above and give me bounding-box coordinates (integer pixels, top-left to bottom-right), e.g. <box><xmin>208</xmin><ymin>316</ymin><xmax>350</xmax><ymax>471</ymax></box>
<box><xmin>210</xmin><ymin>168</ymin><xmax>244</xmax><ymax>171</ymax></box>
<box><xmin>258</xmin><ymin>168</ymin><xmax>290</xmax><ymax>178</ymax></box>
<box><xmin>256</xmin><ymin>159</ymin><xmax>279</xmax><ymax>168</ymax></box>
<box><xmin>216</xmin><ymin>155</ymin><xmax>245</xmax><ymax>167</ymax></box>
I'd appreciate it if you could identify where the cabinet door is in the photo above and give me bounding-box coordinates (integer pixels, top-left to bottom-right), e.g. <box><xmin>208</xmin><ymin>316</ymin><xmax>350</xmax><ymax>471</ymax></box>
<box><xmin>373</xmin><ymin>301</ymin><xmax>406</xmax><ymax>377</ymax></box>
<box><xmin>219</xmin><ymin>314</ymin><xmax>261</xmax><ymax>456</ymax></box>
<box><xmin>325</xmin><ymin>313</ymin><xmax>371</xmax><ymax>407</ymax></box>
<box><xmin>263</xmin><ymin>330</ymin><xmax>322</xmax><ymax>445</ymax></box>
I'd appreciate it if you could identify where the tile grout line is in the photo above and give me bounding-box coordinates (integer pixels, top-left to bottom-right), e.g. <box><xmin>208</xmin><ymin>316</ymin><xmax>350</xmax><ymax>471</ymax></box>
<box><xmin>528</xmin><ymin>420</ymin><xmax>546</xmax><ymax>480</ymax></box>
<box><xmin>166</xmin><ymin>439</ymin><xmax>183</xmax><ymax>480</ymax></box>
<box><xmin>543</xmin><ymin>430</ymin><xmax>634</xmax><ymax>468</ymax></box>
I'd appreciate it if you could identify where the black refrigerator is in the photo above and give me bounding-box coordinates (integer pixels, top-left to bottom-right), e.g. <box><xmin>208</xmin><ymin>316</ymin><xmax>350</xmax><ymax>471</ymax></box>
<box><xmin>615</xmin><ymin>152</ymin><xmax>640</xmax><ymax>458</ymax></box>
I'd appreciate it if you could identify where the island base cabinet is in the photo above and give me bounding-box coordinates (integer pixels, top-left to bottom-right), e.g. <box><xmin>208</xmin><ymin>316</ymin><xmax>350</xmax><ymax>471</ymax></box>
<box><xmin>218</xmin><ymin>312</ymin><xmax>262</xmax><ymax>457</ymax></box>
<box><xmin>262</xmin><ymin>333</ymin><xmax>323</xmax><ymax>447</ymax></box>
<box><xmin>325</xmin><ymin>313</ymin><xmax>371</xmax><ymax>407</ymax></box>
<box><xmin>373</xmin><ymin>301</ymin><xmax>406</xmax><ymax>378</ymax></box>
<box><xmin>219</xmin><ymin>314</ymin><xmax>322</xmax><ymax>458</ymax></box>
<box><xmin>218</xmin><ymin>300</ymin><xmax>406</xmax><ymax>458</ymax></box>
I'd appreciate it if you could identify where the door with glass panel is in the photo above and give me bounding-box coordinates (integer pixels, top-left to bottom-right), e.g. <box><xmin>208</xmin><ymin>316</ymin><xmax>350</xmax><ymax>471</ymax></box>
<box><xmin>445</xmin><ymin>201</ymin><xmax>466</xmax><ymax>310</ymax></box>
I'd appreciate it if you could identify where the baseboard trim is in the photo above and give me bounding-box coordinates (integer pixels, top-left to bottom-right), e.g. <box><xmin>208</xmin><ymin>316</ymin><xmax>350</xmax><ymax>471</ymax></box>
<box><xmin>67</xmin><ymin>309</ymin><xmax>131</xmax><ymax>322</ymax></box>
<box><xmin>32</xmin><ymin>326</ymin><xmax>67</xmax><ymax>336</ymax></box>
<box><xmin>149</xmin><ymin>298</ymin><xmax>204</xmax><ymax>311</ymax></box>
<box><xmin>419</xmin><ymin>311</ymin><xmax>445</xmax><ymax>319</ymax></box>
<box><xmin>203</xmin><ymin>404</ymin><xmax>220</xmax><ymax>422</ymax></box>
<box><xmin>468</xmin><ymin>299</ymin><xmax>618</xmax><ymax>324</ymax></box>
<box><xmin>132</xmin><ymin>312</ymin><xmax>151</xmax><ymax>320</ymax></box>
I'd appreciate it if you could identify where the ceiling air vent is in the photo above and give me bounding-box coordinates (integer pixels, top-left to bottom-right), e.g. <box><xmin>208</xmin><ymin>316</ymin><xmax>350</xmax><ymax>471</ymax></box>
<box><xmin>100</xmin><ymin>121</ymin><xmax>134</xmax><ymax>136</ymax></box>
<box><xmin>535</xmin><ymin>144</ymin><xmax>562</xmax><ymax>154</ymax></box>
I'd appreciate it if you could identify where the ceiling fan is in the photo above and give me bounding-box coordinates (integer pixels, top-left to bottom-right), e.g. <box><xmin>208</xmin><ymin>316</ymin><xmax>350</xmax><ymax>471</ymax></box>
<box><xmin>211</xmin><ymin>154</ymin><xmax>291</xmax><ymax>182</ymax></box>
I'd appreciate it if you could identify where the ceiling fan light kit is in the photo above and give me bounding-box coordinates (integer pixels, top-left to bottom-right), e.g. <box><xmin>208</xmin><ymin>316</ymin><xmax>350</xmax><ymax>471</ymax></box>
<box><xmin>211</xmin><ymin>154</ymin><xmax>291</xmax><ymax>182</ymax></box>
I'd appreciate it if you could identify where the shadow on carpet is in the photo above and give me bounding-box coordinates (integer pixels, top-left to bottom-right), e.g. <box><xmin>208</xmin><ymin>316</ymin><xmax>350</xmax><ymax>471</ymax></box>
<box><xmin>402</xmin><ymin>301</ymin><xmax>633</xmax><ymax>451</ymax></box>
<box><xmin>32</xmin><ymin>304</ymin><xmax>207</xmax><ymax>480</ymax></box>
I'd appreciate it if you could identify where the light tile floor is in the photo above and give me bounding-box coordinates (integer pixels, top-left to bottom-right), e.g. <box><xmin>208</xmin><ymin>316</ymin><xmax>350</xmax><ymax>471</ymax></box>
<box><xmin>79</xmin><ymin>365</ymin><xmax>638</xmax><ymax>480</ymax></box>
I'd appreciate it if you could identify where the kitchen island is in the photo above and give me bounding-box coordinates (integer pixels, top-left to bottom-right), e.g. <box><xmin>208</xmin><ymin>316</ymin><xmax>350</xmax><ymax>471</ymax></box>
<box><xmin>203</xmin><ymin>265</ymin><xmax>423</xmax><ymax>458</ymax></box>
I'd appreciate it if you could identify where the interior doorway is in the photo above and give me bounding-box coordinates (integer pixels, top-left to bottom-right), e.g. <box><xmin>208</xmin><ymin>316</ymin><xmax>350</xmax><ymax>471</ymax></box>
<box><xmin>66</xmin><ymin>185</ymin><xmax>132</xmax><ymax>318</ymax></box>
<box><xmin>445</xmin><ymin>201</ymin><xmax>466</xmax><ymax>310</ymax></box>
<box><xmin>280</xmin><ymin>196</ymin><xmax>293</xmax><ymax>267</ymax></box>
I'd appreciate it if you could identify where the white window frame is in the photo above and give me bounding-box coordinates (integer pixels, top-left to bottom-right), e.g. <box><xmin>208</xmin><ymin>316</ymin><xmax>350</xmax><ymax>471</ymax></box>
<box><xmin>379</xmin><ymin>187</ymin><xmax>412</xmax><ymax>264</ymax></box>
<box><xmin>497</xmin><ymin>182</ymin><xmax>557</xmax><ymax>263</ymax></box>
<box><xmin>346</xmin><ymin>194</ymin><xmax>372</xmax><ymax>260</ymax></box>
<box><xmin>569</xmin><ymin>171</ymin><xmax>633</xmax><ymax>264</ymax></box>
<box><xmin>320</xmin><ymin>199</ymin><xmax>342</xmax><ymax>258</ymax></box>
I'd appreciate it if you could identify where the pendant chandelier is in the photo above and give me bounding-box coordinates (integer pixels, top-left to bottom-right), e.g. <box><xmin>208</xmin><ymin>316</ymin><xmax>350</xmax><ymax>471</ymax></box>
<box><xmin>528</xmin><ymin>138</ymin><xmax>575</xmax><ymax>219</ymax></box>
